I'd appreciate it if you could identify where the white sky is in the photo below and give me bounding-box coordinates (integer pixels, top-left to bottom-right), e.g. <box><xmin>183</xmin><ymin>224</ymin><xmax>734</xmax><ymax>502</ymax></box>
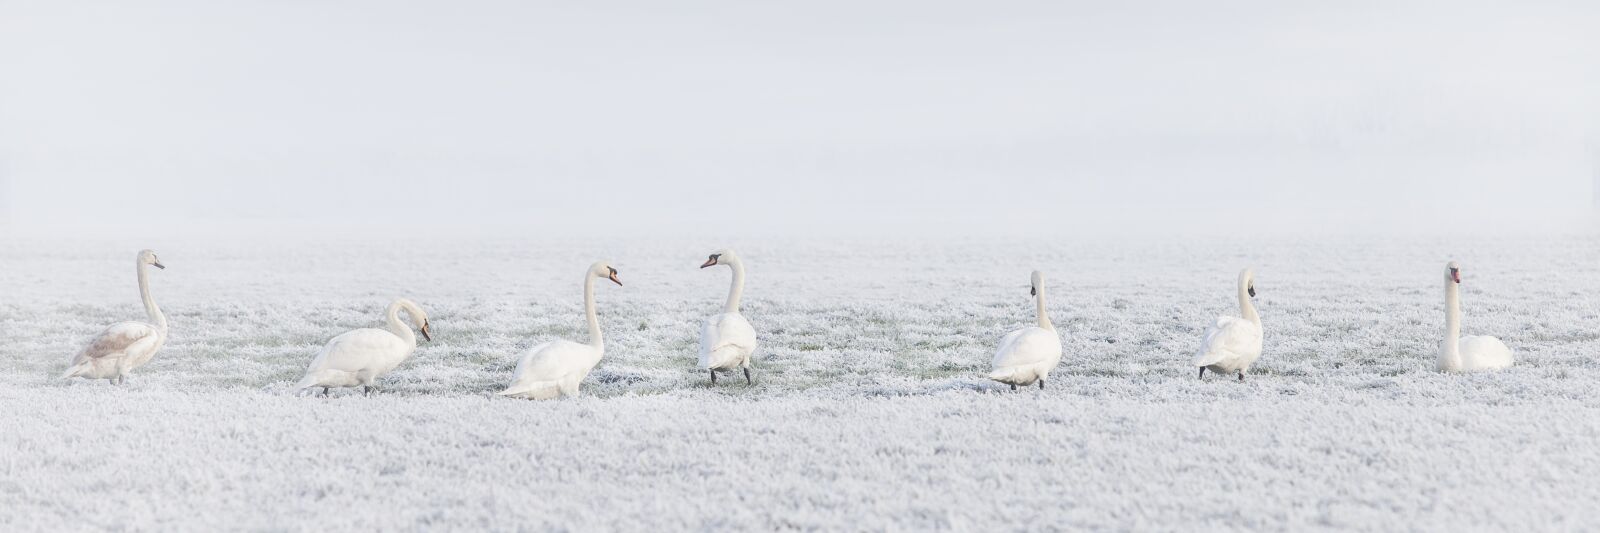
<box><xmin>1</xmin><ymin>0</ymin><xmax>1596</xmax><ymax>235</ymax></box>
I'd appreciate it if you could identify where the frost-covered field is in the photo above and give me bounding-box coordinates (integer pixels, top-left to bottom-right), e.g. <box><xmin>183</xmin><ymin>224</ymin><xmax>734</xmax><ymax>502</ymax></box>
<box><xmin>4</xmin><ymin>233</ymin><xmax>1600</xmax><ymax>530</ymax></box>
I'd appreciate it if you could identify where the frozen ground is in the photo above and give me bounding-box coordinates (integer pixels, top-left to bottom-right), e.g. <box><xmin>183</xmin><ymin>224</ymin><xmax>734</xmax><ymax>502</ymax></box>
<box><xmin>4</xmin><ymin>233</ymin><xmax>1600</xmax><ymax>530</ymax></box>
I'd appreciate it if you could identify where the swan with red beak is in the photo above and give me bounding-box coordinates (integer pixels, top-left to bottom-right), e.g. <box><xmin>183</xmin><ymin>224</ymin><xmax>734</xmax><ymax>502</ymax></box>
<box><xmin>500</xmin><ymin>261</ymin><xmax>623</xmax><ymax>399</ymax></box>
<box><xmin>1438</xmin><ymin>260</ymin><xmax>1513</xmax><ymax>372</ymax></box>
<box><xmin>699</xmin><ymin>249</ymin><xmax>758</xmax><ymax>385</ymax></box>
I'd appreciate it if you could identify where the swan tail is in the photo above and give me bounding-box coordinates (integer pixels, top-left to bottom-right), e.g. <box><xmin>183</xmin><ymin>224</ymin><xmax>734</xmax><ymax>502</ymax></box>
<box><xmin>498</xmin><ymin>381</ymin><xmax>561</xmax><ymax>399</ymax></box>
<box><xmin>1192</xmin><ymin>350</ymin><xmax>1227</xmax><ymax>368</ymax></box>
<box><xmin>293</xmin><ymin>374</ymin><xmax>321</xmax><ymax>391</ymax></box>
<box><xmin>59</xmin><ymin>363</ymin><xmax>89</xmax><ymax>380</ymax></box>
<box><xmin>988</xmin><ymin>367</ymin><xmax>1018</xmax><ymax>383</ymax></box>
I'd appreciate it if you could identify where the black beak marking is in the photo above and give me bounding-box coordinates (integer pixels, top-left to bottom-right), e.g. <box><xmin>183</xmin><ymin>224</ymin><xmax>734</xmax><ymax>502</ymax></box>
<box><xmin>1248</xmin><ymin>286</ymin><xmax>1256</xmax><ymax>297</ymax></box>
<box><xmin>1030</xmin><ymin>286</ymin><xmax>1037</xmax><ymax>296</ymax></box>
<box><xmin>152</xmin><ymin>261</ymin><xmax>166</xmax><ymax>270</ymax></box>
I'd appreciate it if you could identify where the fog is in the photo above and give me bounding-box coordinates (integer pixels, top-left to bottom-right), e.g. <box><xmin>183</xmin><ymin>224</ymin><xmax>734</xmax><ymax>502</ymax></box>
<box><xmin>1</xmin><ymin>0</ymin><xmax>1596</xmax><ymax>236</ymax></box>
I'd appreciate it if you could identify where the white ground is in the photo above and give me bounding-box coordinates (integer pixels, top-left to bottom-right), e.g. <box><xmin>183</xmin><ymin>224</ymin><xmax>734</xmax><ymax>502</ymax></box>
<box><xmin>4</xmin><ymin>234</ymin><xmax>1600</xmax><ymax>530</ymax></box>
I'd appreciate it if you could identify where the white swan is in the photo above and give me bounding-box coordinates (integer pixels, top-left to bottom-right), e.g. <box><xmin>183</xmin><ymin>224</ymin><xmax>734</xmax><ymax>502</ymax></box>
<box><xmin>295</xmin><ymin>298</ymin><xmax>433</xmax><ymax>396</ymax></box>
<box><xmin>699</xmin><ymin>249</ymin><xmax>758</xmax><ymax>385</ymax></box>
<box><xmin>499</xmin><ymin>262</ymin><xmax>622</xmax><ymax>400</ymax></box>
<box><xmin>1194</xmin><ymin>268</ymin><xmax>1263</xmax><ymax>382</ymax></box>
<box><xmin>989</xmin><ymin>271</ymin><xmax>1063</xmax><ymax>390</ymax></box>
<box><xmin>1438</xmin><ymin>260</ymin><xmax>1513</xmax><ymax>372</ymax></box>
<box><xmin>61</xmin><ymin>249</ymin><xmax>168</xmax><ymax>384</ymax></box>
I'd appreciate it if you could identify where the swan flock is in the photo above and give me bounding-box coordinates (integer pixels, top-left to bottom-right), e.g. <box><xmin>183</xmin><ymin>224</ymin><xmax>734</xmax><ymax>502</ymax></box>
<box><xmin>59</xmin><ymin>250</ymin><xmax>1516</xmax><ymax>396</ymax></box>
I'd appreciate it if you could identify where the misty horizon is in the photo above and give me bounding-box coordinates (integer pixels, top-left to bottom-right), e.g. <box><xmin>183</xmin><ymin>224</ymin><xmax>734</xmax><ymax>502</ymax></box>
<box><xmin>2</xmin><ymin>1</ymin><xmax>1597</xmax><ymax>236</ymax></box>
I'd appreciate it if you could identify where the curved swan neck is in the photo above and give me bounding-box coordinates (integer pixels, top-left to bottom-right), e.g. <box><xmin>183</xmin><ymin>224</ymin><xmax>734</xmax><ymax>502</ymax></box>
<box><xmin>724</xmin><ymin>257</ymin><xmax>745</xmax><ymax>314</ymax></box>
<box><xmin>137</xmin><ymin>260</ymin><xmax>167</xmax><ymax>332</ymax></box>
<box><xmin>385</xmin><ymin>300</ymin><xmax>418</xmax><ymax>347</ymax></box>
<box><xmin>1238</xmin><ymin>276</ymin><xmax>1259</xmax><ymax>326</ymax></box>
<box><xmin>1035</xmin><ymin>284</ymin><xmax>1053</xmax><ymax>330</ymax></box>
<box><xmin>1441</xmin><ymin>278</ymin><xmax>1462</xmax><ymax>369</ymax></box>
<box><xmin>584</xmin><ymin>272</ymin><xmax>603</xmax><ymax>347</ymax></box>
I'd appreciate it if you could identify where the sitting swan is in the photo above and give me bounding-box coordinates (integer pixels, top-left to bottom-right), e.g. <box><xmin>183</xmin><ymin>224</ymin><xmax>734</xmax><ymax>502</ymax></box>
<box><xmin>61</xmin><ymin>249</ymin><xmax>168</xmax><ymax>385</ymax></box>
<box><xmin>1193</xmin><ymin>268</ymin><xmax>1263</xmax><ymax>382</ymax></box>
<box><xmin>499</xmin><ymin>262</ymin><xmax>622</xmax><ymax>399</ymax></box>
<box><xmin>1438</xmin><ymin>261</ymin><xmax>1513</xmax><ymax>372</ymax></box>
<box><xmin>989</xmin><ymin>270</ymin><xmax>1063</xmax><ymax>390</ymax></box>
<box><xmin>699</xmin><ymin>249</ymin><xmax>758</xmax><ymax>385</ymax></box>
<box><xmin>295</xmin><ymin>298</ymin><xmax>433</xmax><ymax>396</ymax></box>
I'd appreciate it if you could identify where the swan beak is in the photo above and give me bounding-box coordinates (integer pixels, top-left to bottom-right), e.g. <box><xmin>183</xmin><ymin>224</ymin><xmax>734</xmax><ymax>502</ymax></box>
<box><xmin>609</xmin><ymin>269</ymin><xmax>623</xmax><ymax>286</ymax></box>
<box><xmin>1248</xmin><ymin>286</ymin><xmax>1255</xmax><ymax>297</ymax></box>
<box><xmin>420</xmin><ymin>321</ymin><xmax>433</xmax><ymax>342</ymax></box>
<box><xmin>700</xmin><ymin>257</ymin><xmax>718</xmax><ymax>269</ymax></box>
<box><xmin>1030</xmin><ymin>287</ymin><xmax>1036</xmax><ymax>296</ymax></box>
<box><xmin>152</xmin><ymin>261</ymin><xmax>166</xmax><ymax>270</ymax></box>
<box><xmin>1452</xmin><ymin>272</ymin><xmax>1461</xmax><ymax>284</ymax></box>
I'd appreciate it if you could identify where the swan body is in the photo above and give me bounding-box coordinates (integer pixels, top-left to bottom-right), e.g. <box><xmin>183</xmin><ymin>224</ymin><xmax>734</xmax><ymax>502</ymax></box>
<box><xmin>61</xmin><ymin>250</ymin><xmax>168</xmax><ymax>384</ymax></box>
<box><xmin>500</xmin><ymin>262</ymin><xmax>622</xmax><ymax>400</ymax></box>
<box><xmin>1194</xmin><ymin>268</ymin><xmax>1263</xmax><ymax>381</ymax></box>
<box><xmin>989</xmin><ymin>271</ymin><xmax>1063</xmax><ymax>389</ymax></box>
<box><xmin>699</xmin><ymin>249</ymin><xmax>758</xmax><ymax>385</ymax></box>
<box><xmin>1438</xmin><ymin>261</ymin><xmax>1513</xmax><ymax>372</ymax></box>
<box><xmin>296</xmin><ymin>299</ymin><xmax>432</xmax><ymax>396</ymax></box>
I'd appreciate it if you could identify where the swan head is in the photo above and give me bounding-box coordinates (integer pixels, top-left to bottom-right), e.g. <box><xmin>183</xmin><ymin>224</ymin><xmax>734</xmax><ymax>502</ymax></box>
<box><xmin>138</xmin><ymin>249</ymin><xmax>165</xmax><ymax>270</ymax></box>
<box><xmin>395</xmin><ymin>298</ymin><xmax>432</xmax><ymax>341</ymax></box>
<box><xmin>590</xmin><ymin>261</ymin><xmax>623</xmax><ymax>286</ymax></box>
<box><xmin>1030</xmin><ymin>270</ymin><xmax>1044</xmax><ymax>296</ymax></box>
<box><xmin>1239</xmin><ymin>268</ymin><xmax>1255</xmax><ymax>297</ymax></box>
<box><xmin>1446</xmin><ymin>260</ymin><xmax>1461</xmax><ymax>284</ymax></box>
<box><xmin>701</xmin><ymin>249</ymin><xmax>738</xmax><ymax>269</ymax></box>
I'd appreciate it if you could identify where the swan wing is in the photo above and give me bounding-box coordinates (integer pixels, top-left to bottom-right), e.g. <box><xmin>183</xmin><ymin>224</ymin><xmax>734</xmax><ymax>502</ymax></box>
<box><xmin>699</xmin><ymin>313</ymin><xmax>758</xmax><ymax>367</ymax></box>
<box><xmin>991</xmin><ymin>327</ymin><xmax>1062</xmax><ymax>369</ymax></box>
<box><xmin>501</xmin><ymin>340</ymin><xmax>596</xmax><ymax>397</ymax></box>
<box><xmin>304</xmin><ymin>328</ymin><xmax>408</xmax><ymax>374</ymax></box>
<box><xmin>71</xmin><ymin>322</ymin><xmax>160</xmax><ymax>365</ymax></box>
<box><xmin>1193</xmin><ymin>316</ymin><xmax>1262</xmax><ymax>367</ymax></box>
<box><xmin>1458</xmin><ymin>335</ymin><xmax>1514</xmax><ymax>370</ymax></box>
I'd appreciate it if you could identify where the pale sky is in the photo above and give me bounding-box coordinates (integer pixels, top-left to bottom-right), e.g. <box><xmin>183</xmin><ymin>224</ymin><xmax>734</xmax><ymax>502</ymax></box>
<box><xmin>1</xmin><ymin>0</ymin><xmax>1596</xmax><ymax>235</ymax></box>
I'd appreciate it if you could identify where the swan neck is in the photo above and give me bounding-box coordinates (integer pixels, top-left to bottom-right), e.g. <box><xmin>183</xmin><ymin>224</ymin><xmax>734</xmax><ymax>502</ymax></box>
<box><xmin>1442</xmin><ymin>280</ymin><xmax>1461</xmax><ymax>369</ymax></box>
<box><xmin>724</xmin><ymin>259</ymin><xmax>745</xmax><ymax>314</ymax></box>
<box><xmin>386</xmin><ymin>301</ymin><xmax>417</xmax><ymax>347</ymax></box>
<box><xmin>584</xmin><ymin>273</ymin><xmax>602</xmax><ymax>347</ymax></box>
<box><xmin>1035</xmin><ymin>285</ymin><xmax>1053</xmax><ymax>330</ymax></box>
<box><xmin>137</xmin><ymin>261</ymin><xmax>167</xmax><ymax>332</ymax></box>
<box><xmin>1238</xmin><ymin>279</ymin><xmax>1259</xmax><ymax>326</ymax></box>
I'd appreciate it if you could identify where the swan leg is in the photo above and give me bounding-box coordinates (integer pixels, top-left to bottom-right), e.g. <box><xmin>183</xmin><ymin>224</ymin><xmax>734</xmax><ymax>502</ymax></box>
<box><xmin>322</xmin><ymin>387</ymin><xmax>331</xmax><ymax>397</ymax></box>
<box><xmin>710</xmin><ymin>370</ymin><xmax>717</xmax><ymax>386</ymax></box>
<box><xmin>1198</xmin><ymin>367</ymin><xmax>1205</xmax><ymax>380</ymax></box>
<box><xmin>743</xmin><ymin>368</ymin><xmax>753</xmax><ymax>386</ymax></box>
<box><xmin>1010</xmin><ymin>383</ymin><xmax>1017</xmax><ymax>391</ymax></box>
<box><xmin>1038</xmin><ymin>379</ymin><xmax>1045</xmax><ymax>390</ymax></box>
<box><xmin>364</xmin><ymin>385</ymin><xmax>375</xmax><ymax>397</ymax></box>
<box><xmin>1237</xmin><ymin>371</ymin><xmax>1245</xmax><ymax>382</ymax></box>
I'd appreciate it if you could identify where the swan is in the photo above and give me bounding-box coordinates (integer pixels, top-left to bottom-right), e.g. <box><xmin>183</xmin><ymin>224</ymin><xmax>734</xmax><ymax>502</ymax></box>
<box><xmin>989</xmin><ymin>270</ymin><xmax>1064</xmax><ymax>390</ymax></box>
<box><xmin>1194</xmin><ymin>268</ymin><xmax>1263</xmax><ymax>382</ymax></box>
<box><xmin>499</xmin><ymin>261</ymin><xmax>622</xmax><ymax>400</ymax></box>
<box><xmin>1438</xmin><ymin>261</ymin><xmax>1513</xmax><ymax>372</ymax></box>
<box><xmin>61</xmin><ymin>249</ymin><xmax>168</xmax><ymax>385</ymax></box>
<box><xmin>699</xmin><ymin>249</ymin><xmax>758</xmax><ymax>385</ymax></box>
<box><xmin>295</xmin><ymin>298</ymin><xmax>433</xmax><ymax>396</ymax></box>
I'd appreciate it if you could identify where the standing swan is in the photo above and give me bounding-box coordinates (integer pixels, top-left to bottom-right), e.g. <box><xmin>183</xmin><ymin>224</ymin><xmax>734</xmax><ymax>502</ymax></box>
<box><xmin>699</xmin><ymin>249</ymin><xmax>758</xmax><ymax>385</ymax></box>
<box><xmin>1194</xmin><ymin>268</ymin><xmax>1263</xmax><ymax>382</ymax></box>
<box><xmin>61</xmin><ymin>249</ymin><xmax>168</xmax><ymax>384</ymax></box>
<box><xmin>1438</xmin><ymin>261</ymin><xmax>1513</xmax><ymax>372</ymax></box>
<box><xmin>499</xmin><ymin>262</ymin><xmax>622</xmax><ymax>399</ymax></box>
<box><xmin>988</xmin><ymin>271</ymin><xmax>1064</xmax><ymax>390</ymax></box>
<box><xmin>295</xmin><ymin>299</ymin><xmax>433</xmax><ymax>396</ymax></box>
